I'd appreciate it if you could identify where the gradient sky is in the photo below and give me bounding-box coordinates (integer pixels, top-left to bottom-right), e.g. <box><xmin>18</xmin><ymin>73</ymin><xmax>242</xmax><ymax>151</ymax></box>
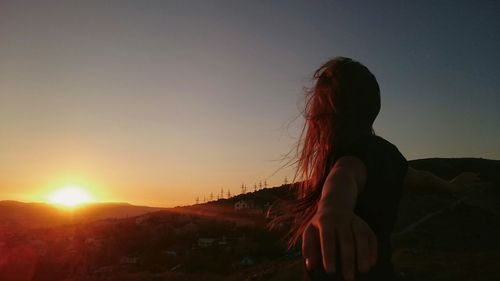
<box><xmin>1</xmin><ymin>1</ymin><xmax>499</xmax><ymax>207</ymax></box>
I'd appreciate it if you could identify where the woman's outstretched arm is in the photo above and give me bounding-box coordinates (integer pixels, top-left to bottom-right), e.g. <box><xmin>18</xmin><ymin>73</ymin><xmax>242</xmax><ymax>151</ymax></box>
<box><xmin>403</xmin><ymin>166</ymin><xmax>480</xmax><ymax>193</ymax></box>
<box><xmin>302</xmin><ymin>156</ymin><xmax>377</xmax><ymax>281</ymax></box>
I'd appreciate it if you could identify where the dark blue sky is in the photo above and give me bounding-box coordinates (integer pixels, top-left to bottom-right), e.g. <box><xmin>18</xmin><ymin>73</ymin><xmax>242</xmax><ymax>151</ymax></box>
<box><xmin>0</xmin><ymin>0</ymin><xmax>499</xmax><ymax>206</ymax></box>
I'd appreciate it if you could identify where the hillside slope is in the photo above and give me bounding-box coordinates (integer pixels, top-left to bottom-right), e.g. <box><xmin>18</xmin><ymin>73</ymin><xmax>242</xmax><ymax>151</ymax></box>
<box><xmin>0</xmin><ymin>201</ymin><xmax>164</xmax><ymax>229</ymax></box>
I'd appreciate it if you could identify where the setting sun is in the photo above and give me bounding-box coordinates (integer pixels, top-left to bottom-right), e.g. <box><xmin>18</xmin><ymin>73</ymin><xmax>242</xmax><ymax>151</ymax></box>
<box><xmin>48</xmin><ymin>186</ymin><xmax>94</xmax><ymax>207</ymax></box>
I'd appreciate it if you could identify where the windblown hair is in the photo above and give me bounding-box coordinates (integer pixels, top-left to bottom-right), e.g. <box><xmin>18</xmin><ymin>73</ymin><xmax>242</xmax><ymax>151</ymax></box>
<box><xmin>268</xmin><ymin>57</ymin><xmax>381</xmax><ymax>249</ymax></box>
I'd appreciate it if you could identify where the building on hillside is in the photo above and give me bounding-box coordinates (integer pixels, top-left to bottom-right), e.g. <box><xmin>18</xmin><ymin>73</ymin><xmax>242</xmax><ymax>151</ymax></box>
<box><xmin>197</xmin><ymin>238</ymin><xmax>217</xmax><ymax>248</ymax></box>
<box><xmin>218</xmin><ymin>235</ymin><xmax>228</xmax><ymax>246</ymax></box>
<box><xmin>239</xmin><ymin>256</ymin><xmax>255</xmax><ymax>267</ymax></box>
<box><xmin>234</xmin><ymin>199</ymin><xmax>255</xmax><ymax>211</ymax></box>
<box><xmin>174</xmin><ymin>222</ymin><xmax>199</xmax><ymax>235</ymax></box>
<box><xmin>92</xmin><ymin>266</ymin><xmax>115</xmax><ymax>276</ymax></box>
<box><xmin>119</xmin><ymin>256</ymin><xmax>141</xmax><ymax>265</ymax></box>
<box><xmin>163</xmin><ymin>250</ymin><xmax>177</xmax><ymax>257</ymax></box>
<box><xmin>135</xmin><ymin>216</ymin><xmax>148</xmax><ymax>226</ymax></box>
<box><xmin>84</xmin><ymin>238</ymin><xmax>103</xmax><ymax>249</ymax></box>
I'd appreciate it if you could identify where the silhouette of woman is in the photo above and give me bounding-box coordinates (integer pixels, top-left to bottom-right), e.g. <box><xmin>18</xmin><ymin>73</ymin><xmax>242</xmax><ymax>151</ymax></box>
<box><xmin>271</xmin><ymin>57</ymin><xmax>479</xmax><ymax>281</ymax></box>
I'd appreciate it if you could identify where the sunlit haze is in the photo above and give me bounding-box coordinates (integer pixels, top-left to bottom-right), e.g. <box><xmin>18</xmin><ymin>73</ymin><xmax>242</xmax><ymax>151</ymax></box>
<box><xmin>1</xmin><ymin>1</ymin><xmax>499</xmax><ymax>207</ymax></box>
<box><xmin>47</xmin><ymin>186</ymin><xmax>94</xmax><ymax>207</ymax></box>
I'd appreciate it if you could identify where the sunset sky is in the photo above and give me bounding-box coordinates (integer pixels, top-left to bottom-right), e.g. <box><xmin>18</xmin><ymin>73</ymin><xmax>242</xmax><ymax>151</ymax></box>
<box><xmin>1</xmin><ymin>1</ymin><xmax>499</xmax><ymax>207</ymax></box>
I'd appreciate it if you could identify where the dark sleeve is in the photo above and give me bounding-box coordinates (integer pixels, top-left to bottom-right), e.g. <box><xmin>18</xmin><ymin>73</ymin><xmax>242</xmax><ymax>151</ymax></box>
<box><xmin>371</xmin><ymin>140</ymin><xmax>408</xmax><ymax>205</ymax></box>
<box><xmin>333</xmin><ymin>136</ymin><xmax>375</xmax><ymax>174</ymax></box>
<box><xmin>391</xmin><ymin>145</ymin><xmax>408</xmax><ymax>186</ymax></box>
<box><xmin>334</xmin><ymin>136</ymin><xmax>408</xmax><ymax>195</ymax></box>
<box><xmin>381</xmin><ymin>141</ymin><xmax>408</xmax><ymax>187</ymax></box>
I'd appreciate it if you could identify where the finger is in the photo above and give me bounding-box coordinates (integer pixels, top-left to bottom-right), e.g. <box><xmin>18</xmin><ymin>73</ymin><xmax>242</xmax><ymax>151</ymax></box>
<box><xmin>352</xmin><ymin>219</ymin><xmax>371</xmax><ymax>273</ymax></box>
<box><xmin>318</xmin><ymin>225</ymin><xmax>337</xmax><ymax>274</ymax></box>
<box><xmin>365</xmin><ymin>222</ymin><xmax>378</xmax><ymax>268</ymax></box>
<box><xmin>302</xmin><ymin>224</ymin><xmax>321</xmax><ymax>271</ymax></box>
<box><xmin>338</xmin><ymin>225</ymin><xmax>355</xmax><ymax>281</ymax></box>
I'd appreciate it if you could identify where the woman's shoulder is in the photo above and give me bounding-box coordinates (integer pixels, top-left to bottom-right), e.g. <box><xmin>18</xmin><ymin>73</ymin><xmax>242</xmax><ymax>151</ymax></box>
<box><xmin>334</xmin><ymin>134</ymin><xmax>405</xmax><ymax>163</ymax></box>
<box><xmin>366</xmin><ymin>135</ymin><xmax>402</xmax><ymax>153</ymax></box>
<box><xmin>358</xmin><ymin>135</ymin><xmax>407</xmax><ymax>166</ymax></box>
<box><xmin>358</xmin><ymin>135</ymin><xmax>408</xmax><ymax>185</ymax></box>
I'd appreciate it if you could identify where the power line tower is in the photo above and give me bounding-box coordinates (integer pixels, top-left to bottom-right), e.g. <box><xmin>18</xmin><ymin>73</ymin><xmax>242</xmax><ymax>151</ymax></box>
<box><xmin>254</xmin><ymin>183</ymin><xmax>257</xmax><ymax>192</ymax></box>
<box><xmin>195</xmin><ymin>196</ymin><xmax>199</xmax><ymax>205</ymax></box>
<box><xmin>241</xmin><ymin>183</ymin><xmax>246</xmax><ymax>194</ymax></box>
<box><xmin>264</xmin><ymin>180</ymin><xmax>268</xmax><ymax>188</ymax></box>
<box><xmin>210</xmin><ymin>192</ymin><xmax>213</xmax><ymax>201</ymax></box>
<box><xmin>220</xmin><ymin>187</ymin><xmax>224</xmax><ymax>199</ymax></box>
<box><xmin>227</xmin><ymin>189</ymin><xmax>231</xmax><ymax>198</ymax></box>
<box><xmin>259</xmin><ymin>181</ymin><xmax>262</xmax><ymax>190</ymax></box>
<box><xmin>284</xmin><ymin>176</ymin><xmax>288</xmax><ymax>185</ymax></box>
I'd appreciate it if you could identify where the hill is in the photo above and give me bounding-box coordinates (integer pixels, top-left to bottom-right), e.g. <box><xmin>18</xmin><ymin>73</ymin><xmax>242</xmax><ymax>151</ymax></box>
<box><xmin>0</xmin><ymin>201</ymin><xmax>164</xmax><ymax>229</ymax></box>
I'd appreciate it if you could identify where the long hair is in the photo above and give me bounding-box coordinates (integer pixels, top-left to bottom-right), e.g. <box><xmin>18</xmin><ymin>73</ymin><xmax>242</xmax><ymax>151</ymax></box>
<box><xmin>268</xmin><ymin>57</ymin><xmax>381</xmax><ymax>249</ymax></box>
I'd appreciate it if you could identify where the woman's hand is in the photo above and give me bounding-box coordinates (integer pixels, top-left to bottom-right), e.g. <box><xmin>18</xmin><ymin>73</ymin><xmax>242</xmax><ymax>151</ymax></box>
<box><xmin>403</xmin><ymin>167</ymin><xmax>482</xmax><ymax>194</ymax></box>
<box><xmin>302</xmin><ymin>203</ymin><xmax>378</xmax><ymax>281</ymax></box>
<box><xmin>449</xmin><ymin>172</ymin><xmax>481</xmax><ymax>192</ymax></box>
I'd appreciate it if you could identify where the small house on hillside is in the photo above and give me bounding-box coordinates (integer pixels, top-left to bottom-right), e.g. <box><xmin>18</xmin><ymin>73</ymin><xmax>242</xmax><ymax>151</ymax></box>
<box><xmin>119</xmin><ymin>256</ymin><xmax>141</xmax><ymax>265</ymax></box>
<box><xmin>174</xmin><ymin>222</ymin><xmax>199</xmax><ymax>235</ymax></box>
<box><xmin>197</xmin><ymin>238</ymin><xmax>217</xmax><ymax>248</ymax></box>
<box><xmin>239</xmin><ymin>256</ymin><xmax>255</xmax><ymax>267</ymax></box>
<box><xmin>84</xmin><ymin>238</ymin><xmax>103</xmax><ymax>249</ymax></box>
<box><xmin>234</xmin><ymin>199</ymin><xmax>254</xmax><ymax>211</ymax></box>
<box><xmin>135</xmin><ymin>216</ymin><xmax>147</xmax><ymax>226</ymax></box>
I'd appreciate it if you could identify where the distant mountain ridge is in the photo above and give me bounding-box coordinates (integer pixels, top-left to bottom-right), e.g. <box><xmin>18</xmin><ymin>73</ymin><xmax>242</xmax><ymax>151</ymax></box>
<box><xmin>0</xmin><ymin>200</ymin><xmax>164</xmax><ymax>229</ymax></box>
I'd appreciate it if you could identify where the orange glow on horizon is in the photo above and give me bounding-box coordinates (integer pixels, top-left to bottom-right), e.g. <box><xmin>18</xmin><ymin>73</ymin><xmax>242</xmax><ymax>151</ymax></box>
<box><xmin>47</xmin><ymin>186</ymin><xmax>95</xmax><ymax>207</ymax></box>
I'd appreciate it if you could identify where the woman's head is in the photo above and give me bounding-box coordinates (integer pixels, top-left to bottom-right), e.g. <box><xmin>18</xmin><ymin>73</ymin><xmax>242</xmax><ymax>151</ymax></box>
<box><xmin>306</xmin><ymin>57</ymin><xmax>380</xmax><ymax>137</ymax></box>
<box><xmin>298</xmin><ymin>56</ymin><xmax>380</xmax><ymax>190</ymax></box>
<box><xmin>270</xmin><ymin>57</ymin><xmax>381</xmax><ymax>248</ymax></box>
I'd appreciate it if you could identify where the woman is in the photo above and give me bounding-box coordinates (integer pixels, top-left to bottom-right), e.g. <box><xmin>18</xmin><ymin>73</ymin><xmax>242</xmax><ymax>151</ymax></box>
<box><xmin>273</xmin><ymin>57</ymin><xmax>478</xmax><ymax>281</ymax></box>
